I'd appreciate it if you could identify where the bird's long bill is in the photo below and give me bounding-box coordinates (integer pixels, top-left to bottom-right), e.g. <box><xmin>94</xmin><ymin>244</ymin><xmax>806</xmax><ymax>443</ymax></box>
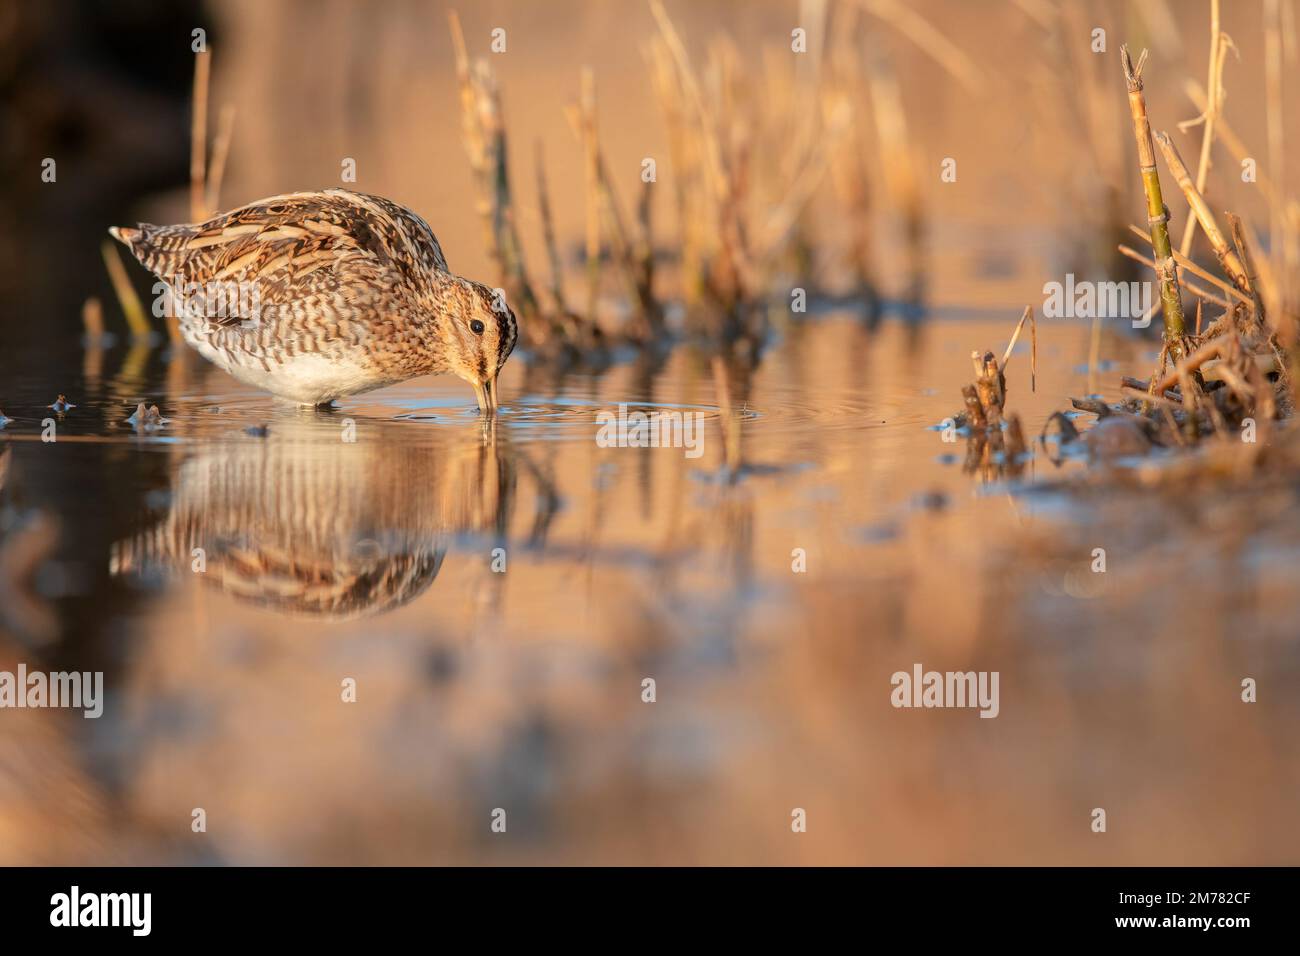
<box><xmin>473</xmin><ymin>376</ymin><xmax>499</xmax><ymax>414</ymax></box>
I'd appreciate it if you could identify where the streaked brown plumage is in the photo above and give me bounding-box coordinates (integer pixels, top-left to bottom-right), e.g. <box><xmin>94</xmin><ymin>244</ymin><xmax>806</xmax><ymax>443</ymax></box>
<box><xmin>110</xmin><ymin>188</ymin><xmax>516</xmax><ymax>409</ymax></box>
<box><xmin>108</xmin><ymin>419</ymin><xmax>453</xmax><ymax>619</ymax></box>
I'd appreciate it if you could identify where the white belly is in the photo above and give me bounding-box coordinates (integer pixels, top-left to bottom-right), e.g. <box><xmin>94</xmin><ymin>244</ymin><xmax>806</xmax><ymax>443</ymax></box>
<box><xmin>192</xmin><ymin>340</ymin><xmax>394</xmax><ymax>405</ymax></box>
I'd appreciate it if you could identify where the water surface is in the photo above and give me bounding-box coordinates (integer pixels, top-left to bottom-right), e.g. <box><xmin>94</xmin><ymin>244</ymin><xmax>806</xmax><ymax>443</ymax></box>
<box><xmin>3</xmin><ymin>309</ymin><xmax>1298</xmax><ymax>865</ymax></box>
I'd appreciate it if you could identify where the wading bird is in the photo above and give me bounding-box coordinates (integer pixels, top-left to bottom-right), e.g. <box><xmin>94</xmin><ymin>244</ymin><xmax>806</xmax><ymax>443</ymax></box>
<box><xmin>110</xmin><ymin>188</ymin><xmax>516</xmax><ymax>411</ymax></box>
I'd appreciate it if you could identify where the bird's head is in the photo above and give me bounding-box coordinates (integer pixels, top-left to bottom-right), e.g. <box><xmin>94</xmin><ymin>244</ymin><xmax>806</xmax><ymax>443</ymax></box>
<box><xmin>439</xmin><ymin>278</ymin><xmax>518</xmax><ymax>413</ymax></box>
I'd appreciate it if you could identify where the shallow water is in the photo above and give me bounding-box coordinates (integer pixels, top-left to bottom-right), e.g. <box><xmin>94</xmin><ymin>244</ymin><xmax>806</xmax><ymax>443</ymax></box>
<box><xmin>3</xmin><ymin>309</ymin><xmax>1298</xmax><ymax>865</ymax></box>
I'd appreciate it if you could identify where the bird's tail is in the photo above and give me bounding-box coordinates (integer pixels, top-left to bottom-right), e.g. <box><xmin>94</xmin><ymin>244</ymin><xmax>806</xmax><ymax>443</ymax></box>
<box><xmin>107</xmin><ymin>222</ymin><xmax>185</xmax><ymax>277</ymax></box>
<box><xmin>108</xmin><ymin>225</ymin><xmax>140</xmax><ymax>246</ymax></box>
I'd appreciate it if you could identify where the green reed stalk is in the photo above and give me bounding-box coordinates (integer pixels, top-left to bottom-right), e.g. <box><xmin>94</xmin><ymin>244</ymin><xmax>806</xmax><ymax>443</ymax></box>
<box><xmin>1121</xmin><ymin>46</ymin><xmax>1187</xmax><ymax>365</ymax></box>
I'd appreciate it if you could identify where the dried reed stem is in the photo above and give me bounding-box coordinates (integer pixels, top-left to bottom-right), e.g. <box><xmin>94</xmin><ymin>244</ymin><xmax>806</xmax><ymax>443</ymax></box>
<box><xmin>449</xmin><ymin>12</ymin><xmax>492</xmax><ymax>256</ymax></box>
<box><xmin>100</xmin><ymin>241</ymin><xmax>151</xmax><ymax>338</ymax></box>
<box><xmin>1225</xmin><ymin>213</ymin><xmax>1266</xmax><ymax>319</ymax></box>
<box><xmin>567</xmin><ymin>71</ymin><xmax>662</xmax><ymax>338</ymax></box>
<box><xmin>647</xmin><ymin>0</ymin><xmax>758</xmax><ymax>319</ymax></box>
<box><xmin>823</xmin><ymin>34</ymin><xmax>877</xmax><ymax>300</ymax></box>
<box><xmin>205</xmin><ymin>104</ymin><xmax>236</xmax><ymax>215</ymax></box>
<box><xmin>648</xmin><ymin>0</ymin><xmax>725</xmax><ymax>198</ymax></box>
<box><xmin>448</xmin><ymin>11</ymin><xmax>541</xmax><ymax>330</ymax></box>
<box><xmin>1121</xmin><ymin>46</ymin><xmax>1187</xmax><ymax>362</ymax></box>
<box><xmin>1001</xmin><ymin>306</ymin><xmax>1036</xmax><ymax>392</ymax></box>
<box><xmin>534</xmin><ymin>141</ymin><xmax>567</xmax><ymax>314</ymax></box>
<box><xmin>1061</xmin><ymin>1</ymin><xmax>1124</xmax><ymax>196</ymax></box>
<box><xmin>1152</xmin><ymin>334</ymin><xmax>1231</xmax><ymax>393</ymax></box>
<box><xmin>962</xmin><ymin>385</ymin><xmax>986</xmax><ymax>428</ymax></box>
<box><xmin>711</xmin><ymin>356</ymin><xmax>742</xmax><ymax>472</ymax></box>
<box><xmin>972</xmin><ymin>350</ymin><xmax>1005</xmax><ymax>424</ymax></box>
<box><xmin>1184</xmin><ymin>81</ymin><xmax>1285</xmax><ymax>208</ymax></box>
<box><xmin>1125</xmin><ymin>223</ymin><xmax>1252</xmax><ymax>306</ymax></box>
<box><xmin>1030</xmin><ymin>302</ymin><xmax>1037</xmax><ymax>393</ymax></box>
<box><xmin>579</xmin><ymin>69</ymin><xmax>602</xmax><ymax>323</ymax></box>
<box><xmin>190</xmin><ymin>49</ymin><xmax>210</xmax><ymax>222</ymax></box>
<box><xmin>869</xmin><ymin>48</ymin><xmax>924</xmax><ymax>305</ymax></box>
<box><xmin>1154</xmin><ymin>131</ymin><xmax>1249</xmax><ymax>290</ymax></box>
<box><xmin>1265</xmin><ymin>0</ymin><xmax>1289</xmax><ymax>302</ymax></box>
<box><xmin>634</xmin><ymin>178</ymin><xmax>657</xmax><ymax>328</ymax></box>
<box><xmin>857</xmin><ymin>0</ymin><xmax>986</xmax><ymax>94</ymax></box>
<box><xmin>1176</xmin><ymin>0</ymin><xmax>1225</xmax><ymax>257</ymax></box>
<box><xmin>81</xmin><ymin>297</ymin><xmax>104</xmax><ymax>342</ymax></box>
<box><xmin>647</xmin><ymin>37</ymin><xmax>703</xmax><ymax>301</ymax></box>
<box><xmin>1117</xmin><ymin>244</ymin><xmax>1233</xmax><ymax>312</ymax></box>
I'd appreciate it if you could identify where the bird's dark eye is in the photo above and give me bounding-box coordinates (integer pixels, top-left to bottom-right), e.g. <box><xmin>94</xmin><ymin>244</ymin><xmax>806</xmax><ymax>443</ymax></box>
<box><xmin>470</xmin><ymin>319</ymin><xmax>485</xmax><ymax>335</ymax></box>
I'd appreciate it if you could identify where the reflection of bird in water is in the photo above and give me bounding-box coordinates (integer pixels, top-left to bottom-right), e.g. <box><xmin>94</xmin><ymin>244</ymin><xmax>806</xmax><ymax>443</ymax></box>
<box><xmin>108</xmin><ymin>419</ymin><xmax>473</xmax><ymax>619</ymax></box>
<box><xmin>109</xmin><ymin>189</ymin><xmax>516</xmax><ymax>412</ymax></box>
